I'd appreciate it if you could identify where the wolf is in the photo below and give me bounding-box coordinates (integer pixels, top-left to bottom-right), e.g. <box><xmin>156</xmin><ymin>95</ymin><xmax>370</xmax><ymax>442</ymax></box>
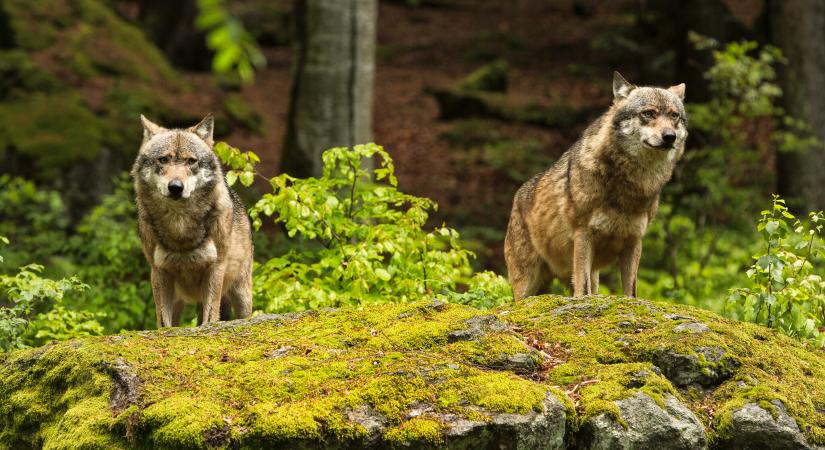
<box><xmin>504</xmin><ymin>72</ymin><xmax>687</xmax><ymax>299</ymax></box>
<box><xmin>132</xmin><ymin>114</ymin><xmax>253</xmax><ymax>327</ymax></box>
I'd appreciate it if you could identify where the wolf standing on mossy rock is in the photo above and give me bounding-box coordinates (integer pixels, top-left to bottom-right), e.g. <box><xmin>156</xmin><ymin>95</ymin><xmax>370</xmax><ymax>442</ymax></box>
<box><xmin>132</xmin><ymin>114</ymin><xmax>253</xmax><ymax>327</ymax></box>
<box><xmin>505</xmin><ymin>72</ymin><xmax>687</xmax><ymax>299</ymax></box>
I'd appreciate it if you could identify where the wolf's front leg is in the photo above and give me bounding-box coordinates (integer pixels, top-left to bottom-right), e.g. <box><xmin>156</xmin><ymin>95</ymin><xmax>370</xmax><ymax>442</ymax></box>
<box><xmin>201</xmin><ymin>264</ymin><xmax>227</xmax><ymax>324</ymax></box>
<box><xmin>572</xmin><ymin>230</ymin><xmax>594</xmax><ymax>296</ymax></box>
<box><xmin>619</xmin><ymin>238</ymin><xmax>642</xmax><ymax>297</ymax></box>
<box><xmin>150</xmin><ymin>268</ymin><xmax>176</xmax><ymax>327</ymax></box>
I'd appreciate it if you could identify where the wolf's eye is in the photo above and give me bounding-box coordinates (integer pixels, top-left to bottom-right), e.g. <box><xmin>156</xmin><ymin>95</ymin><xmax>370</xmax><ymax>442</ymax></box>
<box><xmin>158</xmin><ymin>156</ymin><xmax>170</xmax><ymax>164</ymax></box>
<box><xmin>670</xmin><ymin>112</ymin><xmax>680</xmax><ymax>120</ymax></box>
<box><xmin>641</xmin><ymin>110</ymin><xmax>656</xmax><ymax>119</ymax></box>
<box><xmin>187</xmin><ymin>158</ymin><xmax>197</xmax><ymax>165</ymax></box>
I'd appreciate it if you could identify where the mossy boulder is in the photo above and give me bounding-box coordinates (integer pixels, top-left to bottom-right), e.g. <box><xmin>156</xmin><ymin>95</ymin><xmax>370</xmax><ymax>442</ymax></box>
<box><xmin>1</xmin><ymin>296</ymin><xmax>824</xmax><ymax>449</ymax></box>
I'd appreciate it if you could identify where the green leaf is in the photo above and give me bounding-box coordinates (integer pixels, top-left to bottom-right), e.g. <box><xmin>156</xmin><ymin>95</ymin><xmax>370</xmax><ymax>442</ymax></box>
<box><xmin>225</xmin><ymin>170</ymin><xmax>238</xmax><ymax>186</ymax></box>
<box><xmin>240</xmin><ymin>171</ymin><xmax>254</xmax><ymax>187</ymax></box>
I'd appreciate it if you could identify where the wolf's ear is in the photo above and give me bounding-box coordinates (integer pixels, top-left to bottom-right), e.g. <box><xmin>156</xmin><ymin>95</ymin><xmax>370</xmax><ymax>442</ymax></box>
<box><xmin>613</xmin><ymin>71</ymin><xmax>635</xmax><ymax>100</ymax></box>
<box><xmin>190</xmin><ymin>113</ymin><xmax>214</xmax><ymax>144</ymax></box>
<box><xmin>669</xmin><ymin>83</ymin><xmax>686</xmax><ymax>100</ymax></box>
<box><xmin>140</xmin><ymin>114</ymin><xmax>163</xmax><ymax>141</ymax></box>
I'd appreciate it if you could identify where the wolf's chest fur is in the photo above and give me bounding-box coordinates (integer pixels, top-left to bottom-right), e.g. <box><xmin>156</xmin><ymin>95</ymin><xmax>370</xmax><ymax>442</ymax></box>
<box><xmin>145</xmin><ymin>194</ymin><xmax>216</xmax><ymax>253</ymax></box>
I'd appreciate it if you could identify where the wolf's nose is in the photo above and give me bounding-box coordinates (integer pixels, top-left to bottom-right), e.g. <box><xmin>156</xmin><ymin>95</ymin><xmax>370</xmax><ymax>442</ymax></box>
<box><xmin>168</xmin><ymin>180</ymin><xmax>184</xmax><ymax>198</ymax></box>
<box><xmin>661</xmin><ymin>129</ymin><xmax>676</xmax><ymax>145</ymax></box>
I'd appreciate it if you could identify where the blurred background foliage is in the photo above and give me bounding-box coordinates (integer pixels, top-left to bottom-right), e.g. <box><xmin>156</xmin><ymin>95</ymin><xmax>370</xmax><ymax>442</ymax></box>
<box><xmin>1</xmin><ymin>0</ymin><xmax>824</xmax><ymax>349</ymax></box>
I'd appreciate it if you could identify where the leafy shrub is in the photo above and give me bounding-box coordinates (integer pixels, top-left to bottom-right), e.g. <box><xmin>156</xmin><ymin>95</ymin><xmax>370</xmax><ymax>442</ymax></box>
<box><xmin>65</xmin><ymin>174</ymin><xmax>153</xmax><ymax>332</ymax></box>
<box><xmin>0</xmin><ymin>237</ymin><xmax>97</xmax><ymax>351</ymax></box>
<box><xmin>217</xmin><ymin>142</ymin><xmax>510</xmax><ymax>311</ymax></box>
<box><xmin>728</xmin><ymin>196</ymin><xmax>825</xmax><ymax>346</ymax></box>
<box><xmin>0</xmin><ymin>175</ymin><xmax>67</xmax><ymax>268</ymax></box>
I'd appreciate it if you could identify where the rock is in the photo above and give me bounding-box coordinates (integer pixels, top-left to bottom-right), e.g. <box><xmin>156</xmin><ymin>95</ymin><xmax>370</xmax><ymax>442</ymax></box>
<box><xmin>719</xmin><ymin>400</ymin><xmax>817</xmax><ymax>450</ymax></box>
<box><xmin>99</xmin><ymin>358</ymin><xmax>140</xmax><ymax>413</ymax></box>
<box><xmin>580</xmin><ymin>392</ymin><xmax>706</xmax><ymax>450</ymax></box>
<box><xmin>2</xmin><ymin>295</ymin><xmax>824</xmax><ymax>448</ymax></box>
<box><xmin>653</xmin><ymin>346</ymin><xmax>740</xmax><ymax>388</ymax></box>
<box><xmin>674</xmin><ymin>322</ymin><xmax>711</xmax><ymax>333</ymax></box>
<box><xmin>664</xmin><ymin>313</ymin><xmax>695</xmax><ymax>321</ymax></box>
<box><xmin>447</xmin><ymin>314</ymin><xmax>508</xmax><ymax>342</ymax></box>
<box><xmin>500</xmin><ymin>352</ymin><xmax>541</xmax><ymax>374</ymax></box>
<box><xmin>443</xmin><ymin>393</ymin><xmax>567</xmax><ymax>450</ymax></box>
<box><xmin>345</xmin><ymin>404</ymin><xmax>387</xmax><ymax>445</ymax></box>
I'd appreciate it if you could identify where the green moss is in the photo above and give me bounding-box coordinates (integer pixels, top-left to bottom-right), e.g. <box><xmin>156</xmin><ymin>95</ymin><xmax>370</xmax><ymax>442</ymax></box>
<box><xmin>0</xmin><ymin>92</ymin><xmax>106</xmax><ymax>176</ymax></box>
<box><xmin>1</xmin><ymin>301</ymin><xmax>565</xmax><ymax>447</ymax></box>
<box><xmin>446</xmin><ymin>372</ymin><xmax>548</xmax><ymax>414</ymax></box>
<box><xmin>384</xmin><ymin>417</ymin><xmax>444</xmax><ymax>447</ymax></box>
<box><xmin>505</xmin><ymin>295</ymin><xmax>825</xmax><ymax>444</ymax></box>
<box><xmin>2</xmin><ymin>296</ymin><xmax>823</xmax><ymax>448</ymax></box>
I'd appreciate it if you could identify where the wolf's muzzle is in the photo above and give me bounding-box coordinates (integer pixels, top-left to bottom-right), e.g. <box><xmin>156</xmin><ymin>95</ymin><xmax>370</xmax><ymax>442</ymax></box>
<box><xmin>168</xmin><ymin>180</ymin><xmax>184</xmax><ymax>199</ymax></box>
<box><xmin>661</xmin><ymin>129</ymin><xmax>677</xmax><ymax>146</ymax></box>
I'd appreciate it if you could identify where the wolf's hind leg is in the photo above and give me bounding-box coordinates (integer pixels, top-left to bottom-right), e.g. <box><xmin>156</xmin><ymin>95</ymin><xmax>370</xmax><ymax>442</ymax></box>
<box><xmin>171</xmin><ymin>299</ymin><xmax>186</xmax><ymax>326</ymax></box>
<box><xmin>225</xmin><ymin>276</ymin><xmax>252</xmax><ymax>320</ymax></box>
<box><xmin>505</xmin><ymin>210</ymin><xmax>549</xmax><ymax>300</ymax></box>
<box><xmin>590</xmin><ymin>270</ymin><xmax>599</xmax><ymax>295</ymax></box>
<box><xmin>572</xmin><ymin>230</ymin><xmax>594</xmax><ymax>296</ymax></box>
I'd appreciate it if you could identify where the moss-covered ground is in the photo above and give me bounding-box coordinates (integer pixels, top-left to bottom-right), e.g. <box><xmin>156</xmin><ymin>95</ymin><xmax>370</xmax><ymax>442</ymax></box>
<box><xmin>1</xmin><ymin>295</ymin><xmax>823</xmax><ymax>448</ymax></box>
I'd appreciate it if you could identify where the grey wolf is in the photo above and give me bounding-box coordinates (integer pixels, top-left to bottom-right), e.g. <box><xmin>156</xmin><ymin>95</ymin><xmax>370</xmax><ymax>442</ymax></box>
<box><xmin>504</xmin><ymin>72</ymin><xmax>687</xmax><ymax>299</ymax></box>
<box><xmin>132</xmin><ymin>114</ymin><xmax>253</xmax><ymax>327</ymax></box>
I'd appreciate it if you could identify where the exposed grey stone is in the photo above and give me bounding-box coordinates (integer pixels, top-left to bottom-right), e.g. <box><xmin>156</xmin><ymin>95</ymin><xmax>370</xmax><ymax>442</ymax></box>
<box><xmin>100</xmin><ymin>358</ymin><xmax>140</xmax><ymax>413</ymax></box>
<box><xmin>675</xmin><ymin>322</ymin><xmax>711</xmax><ymax>333</ymax></box>
<box><xmin>718</xmin><ymin>400</ymin><xmax>818</xmax><ymax>450</ymax></box>
<box><xmin>344</xmin><ymin>404</ymin><xmax>387</xmax><ymax>447</ymax></box>
<box><xmin>653</xmin><ymin>346</ymin><xmax>740</xmax><ymax>388</ymax></box>
<box><xmin>580</xmin><ymin>392</ymin><xmax>706</xmax><ymax>450</ymax></box>
<box><xmin>501</xmin><ymin>352</ymin><xmax>540</xmax><ymax>374</ymax></box>
<box><xmin>386</xmin><ymin>393</ymin><xmax>567</xmax><ymax>450</ymax></box>
<box><xmin>267</xmin><ymin>346</ymin><xmax>294</xmax><ymax>359</ymax></box>
<box><xmin>664</xmin><ymin>313</ymin><xmax>695</xmax><ymax>321</ymax></box>
<box><xmin>447</xmin><ymin>315</ymin><xmax>508</xmax><ymax>342</ymax></box>
<box><xmin>552</xmin><ymin>301</ymin><xmax>595</xmax><ymax>317</ymax></box>
<box><xmin>427</xmin><ymin>299</ymin><xmax>448</xmax><ymax>311</ymax></box>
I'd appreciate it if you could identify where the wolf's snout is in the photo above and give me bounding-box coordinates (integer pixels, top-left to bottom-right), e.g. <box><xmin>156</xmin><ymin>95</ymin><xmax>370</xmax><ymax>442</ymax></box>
<box><xmin>168</xmin><ymin>180</ymin><xmax>184</xmax><ymax>198</ymax></box>
<box><xmin>661</xmin><ymin>129</ymin><xmax>677</xmax><ymax>146</ymax></box>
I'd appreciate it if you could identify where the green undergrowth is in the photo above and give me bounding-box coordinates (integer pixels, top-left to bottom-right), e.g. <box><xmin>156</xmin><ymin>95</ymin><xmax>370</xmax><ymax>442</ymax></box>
<box><xmin>1</xmin><ymin>296</ymin><xmax>823</xmax><ymax>448</ymax></box>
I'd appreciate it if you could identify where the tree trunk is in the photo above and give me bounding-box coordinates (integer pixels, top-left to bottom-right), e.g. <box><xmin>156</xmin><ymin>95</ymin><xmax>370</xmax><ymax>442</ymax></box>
<box><xmin>672</xmin><ymin>0</ymin><xmax>729</xmax><ymax>102</ymax></box>
<box><xmin>282</xmin><ymin>0</ymin><xmax>377</xmax><ymax>178</ymax></box>
<box><xmin>771</xmin><ymin>0</ymin><xmax>825</xmax><ymax>212</ymax></box>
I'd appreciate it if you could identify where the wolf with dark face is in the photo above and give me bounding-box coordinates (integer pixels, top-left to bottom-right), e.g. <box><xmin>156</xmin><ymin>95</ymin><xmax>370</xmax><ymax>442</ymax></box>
<box><xmin>505</xmin><ymin>72</ymin><xmax>687</xmax><ymax>299</ymax></box>
<box><xmin>132</xmin><ymin>114</ymin><xmax>253</xmax><ymax>327</ymax></box>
